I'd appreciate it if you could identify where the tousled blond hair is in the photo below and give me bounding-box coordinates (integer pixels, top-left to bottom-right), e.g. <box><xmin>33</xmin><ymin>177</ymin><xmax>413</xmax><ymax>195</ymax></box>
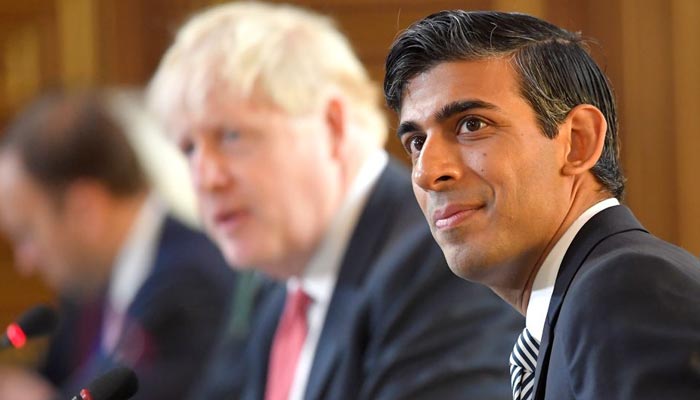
<box><xmin>147</xmin><ymin>1</ymin><xmax>387</xmax><ymax>147</ymax></box>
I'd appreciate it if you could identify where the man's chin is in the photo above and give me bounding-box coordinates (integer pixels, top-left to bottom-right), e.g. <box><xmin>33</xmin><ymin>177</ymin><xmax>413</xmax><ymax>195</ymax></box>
<box><xmin>444</xmin><ymin>248</ymin><xmax>493</xmax><ymax>283</ymax></box>
<box><xmin>447</xmin><ymin>263</ymin><xmax>484</xmax><ymax>283</ymax></box>
<box><xmin>220</xmin><ymin>245</ymin><xmax>263</xmax><ymax>270</ymax></box>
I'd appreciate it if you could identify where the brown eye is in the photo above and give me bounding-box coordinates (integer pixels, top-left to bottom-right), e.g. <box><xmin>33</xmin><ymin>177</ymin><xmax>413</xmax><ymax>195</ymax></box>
<box><xmin>403</xmin><ymin>134</ymin><xmax>426</xmax><ymax>155</ymax></box>
<box><xmin>459</xmin><ymin>117</ymin><xmax>487</xmax><ymax>133</ymax></box>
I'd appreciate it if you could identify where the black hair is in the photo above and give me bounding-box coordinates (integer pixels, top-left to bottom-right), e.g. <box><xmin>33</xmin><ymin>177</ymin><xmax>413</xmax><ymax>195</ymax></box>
<box><xmin>384</xmin><ymin>10</ymin><xmax>624</xmax><ymax>199</ymax></box>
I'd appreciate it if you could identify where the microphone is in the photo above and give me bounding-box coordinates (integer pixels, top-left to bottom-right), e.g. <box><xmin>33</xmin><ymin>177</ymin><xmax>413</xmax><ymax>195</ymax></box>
<box><xmin>0</xmin><ymin>304</ymin><xmax>59</xmax><ymax>349</ymax></box>
<box><xmin>69</xmin><ymin>366</ymin><xmax>139</xmax><ymax>400</ymax></box>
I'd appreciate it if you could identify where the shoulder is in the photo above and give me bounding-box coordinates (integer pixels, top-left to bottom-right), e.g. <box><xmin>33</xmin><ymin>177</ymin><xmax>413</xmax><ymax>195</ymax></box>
<box><xmin>564</xmin><ymin>230</ymin><xmax>700</xmax><ymax>316</ymax></box>
<box><xmin>561</xmin><ymin>229</ymin><xmax>700</xmax><ymax>330</ymax></box>
<box><xmin>553</xmin><ymin>231</ymin><xmax>700</xmax><ymax>397</ymax></box>
<box><xmin>135</xmin><ymin>215</ymin><xmax>234</xmax><ymax>310</ymax></box>
<box><xmin>157</xmin><ymin>216</ymin><xmax>223</xmax><ymax>260</ymax></box>
<box><xmin>154</xmin><ymin>216</ymin><xmax>231</xmax><ymax>280</ymax></box>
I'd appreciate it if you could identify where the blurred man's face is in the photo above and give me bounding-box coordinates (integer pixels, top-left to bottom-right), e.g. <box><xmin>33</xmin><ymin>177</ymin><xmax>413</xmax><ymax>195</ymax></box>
<box><xmin>0</xmin><ymin>152</ymin><xmax>87</xmax><ymax>294</ymax></box>
<box><xmin>397</xmin><ymin>58</ymin><xmax>571</xmax><ymax>289</ymax></box>
<box><xmin>168</xmin><ymin>88</ymin><xmax>344</xmax><ymax>278</ymax></box>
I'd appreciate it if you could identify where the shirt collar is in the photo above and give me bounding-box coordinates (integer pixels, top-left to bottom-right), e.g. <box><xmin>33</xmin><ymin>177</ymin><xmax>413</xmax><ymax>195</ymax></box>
<box><xmin>107</xmin><ymin>194</ymin><xmax>166</xmax><ymax>314</ymax></box>
<box><xmin>525</xmin><ymin>198</ymin><xmax>620</xmax><ymax>341</ymax></box>
<box><xmin>288</xmin><ymin>150</ymin><xmax>389</xmax><ymax>304</ymax></box>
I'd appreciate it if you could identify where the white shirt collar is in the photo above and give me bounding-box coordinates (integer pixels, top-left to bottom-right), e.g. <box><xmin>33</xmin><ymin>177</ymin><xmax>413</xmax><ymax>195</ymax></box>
<box><xmin>287</xmin><ymin>149</ymin><xmax>389</xmax><ymax>303</ymax></box>
<box><xmin>107</xmin><ymin>195</ymin><xmax>165</xmax><ymax>315</ymax></box>
<box><xmin>525</xmin><ymin>198</ymin><xmax>620</xmax><ymax>342</ymax></box>
<box><xmin>286</xmin><ymin>149</ymin><xmax>388</xmax><ymax>400</ymax></box>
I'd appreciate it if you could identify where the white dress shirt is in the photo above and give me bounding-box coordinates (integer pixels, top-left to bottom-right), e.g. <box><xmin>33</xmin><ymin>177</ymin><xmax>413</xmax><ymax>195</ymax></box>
<box><xmin>286</xmin><ymin>150</ymin><xmax>389</xmax><ymax>400</ymax></box>
<box><xmin>101</xmin><ymin>195</ymin><xmax>165</xmax><ymax>353</ymax></box>
<box><xmin>525</xmin><ymin>198</ymin><xmax>620</xmax><ymax>342</ymax></box>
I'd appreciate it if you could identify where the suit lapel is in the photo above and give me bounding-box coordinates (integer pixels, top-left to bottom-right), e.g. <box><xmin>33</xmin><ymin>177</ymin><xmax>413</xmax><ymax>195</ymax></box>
<box><xmin>303</xmin><ymin>284</ymin><xmax>362</xmax><ymax>400</ymax></box>
<box><xmin>245</xmin><ymin>284</ymin><xmax>286</xmax><ymax>400</ymax></box>
<box><xmin>532</xmin><ymin>206</ymin><xmax>646</xmax><ymax>398</ymax></box>
<box><xmin>304</xmin><ymin>162</ymin><xmax>404</xmax><ymax>400</ymax></box>
<box><xmin>125</xmin><ymin>215</ymin><xmax>191</xmax><ymax>314</ymax></box>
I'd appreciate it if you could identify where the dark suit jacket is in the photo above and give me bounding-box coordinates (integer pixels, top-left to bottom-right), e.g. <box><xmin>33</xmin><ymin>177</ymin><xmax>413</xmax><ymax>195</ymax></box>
<box><xmin>186</xmin><ymin>270</ymin><xmax>276</xmax><ymax>400</ymax></box>
<box><xmin>236</xmin><ymin>159</ymin><xmax>523</xmax><ymax>400</ymax></box>
<box><xmin>533</xmin><ymin>205</ymin><xmax>700</xmax><ymax>399</ymax></box>
<box><xmin>42</xmin><ymin>215</ymin><xmax>236</xmax><ymax>400</ymax></box>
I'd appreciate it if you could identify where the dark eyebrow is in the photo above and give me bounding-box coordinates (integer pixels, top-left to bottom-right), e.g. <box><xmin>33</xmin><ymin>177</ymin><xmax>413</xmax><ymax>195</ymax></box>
<box><xmin>396</xmin><ymin>121</ymin><xmax>422</xmax><ymax>139</ymax></box>
<box><xmin>435</xmin><ymin>100</ymin><xmax>499</xmax><ymax>122</ymax></box>
<box><xmin>397</xmin><ymin>99</ymin><xmax>500</xmax><ymax>139</ymax></box>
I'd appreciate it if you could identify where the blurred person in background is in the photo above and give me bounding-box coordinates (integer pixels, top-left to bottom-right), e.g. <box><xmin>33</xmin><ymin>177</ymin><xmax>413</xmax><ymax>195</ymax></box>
<box><xmin>148</xmin><ymin>2</ymin><xmax>523</xmax><ymax>400</ymax></box>
<box><xmin>0</xmin><ymin>89</ymin><xmax>235</xmax><ymax>399</ymax></box>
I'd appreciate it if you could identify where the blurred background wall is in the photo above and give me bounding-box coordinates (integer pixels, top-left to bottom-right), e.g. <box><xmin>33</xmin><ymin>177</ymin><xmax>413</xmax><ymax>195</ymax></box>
<box><xmin>0</xmin><ymin>0</ymin><xmax>698</xmax><ymax>340</ymax></box>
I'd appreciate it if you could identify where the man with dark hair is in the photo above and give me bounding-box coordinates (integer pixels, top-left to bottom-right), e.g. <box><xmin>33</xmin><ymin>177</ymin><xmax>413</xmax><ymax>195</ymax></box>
<box><xmin>0</xmin><ymin>89</ymin><xmax>235</xmax><ymax>400</ymax></box>
<box><xmin>384</xmin><ymin>10</ymin><xmax>700</xmax><ymax>400</ymax></box>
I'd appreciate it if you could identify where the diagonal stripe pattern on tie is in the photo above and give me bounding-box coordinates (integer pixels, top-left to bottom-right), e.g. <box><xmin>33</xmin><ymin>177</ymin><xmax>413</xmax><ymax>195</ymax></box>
<box><xmin>509</xmin><ymin>328</ymin><xmax>540</xmax><ymax>400</ymax></box>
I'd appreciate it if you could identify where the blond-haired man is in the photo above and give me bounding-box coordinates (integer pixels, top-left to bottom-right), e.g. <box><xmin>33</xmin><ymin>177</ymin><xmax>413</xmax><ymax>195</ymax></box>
<box><xmin>149</xmin><ymin>3</ymin><xmax>523</xmax><ymax>399</ymax></box>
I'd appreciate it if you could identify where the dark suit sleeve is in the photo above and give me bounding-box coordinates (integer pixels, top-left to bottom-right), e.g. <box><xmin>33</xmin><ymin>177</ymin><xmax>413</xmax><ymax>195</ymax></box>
<box><xmin>122</xmin><ymin>262</ymin><xmax>234</xmax><ymax>400</ymax></box>
<box><xmin>356</xmin><ymin>231</ymin><xmax>523</xmax><ymax>400</ymax></box>
<box><xmin>110</xmin><ymin>219</ymin><xmax>237</xmax><ymax>400</ymax></box>
<box><xmin>186</xmin><ymin>273</ymin><xmax>279</xmax><ymax>400</ymax></box>
<box><xmin>557</xmin><ymin>251</ymin><xmax>700</xmax><ymax>399</ymax></box>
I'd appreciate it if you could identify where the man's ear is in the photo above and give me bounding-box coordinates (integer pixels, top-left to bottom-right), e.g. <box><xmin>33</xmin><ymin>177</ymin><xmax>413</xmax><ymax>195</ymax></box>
<box><xmin>325</xmin><ymin>97</ymin><xmax>346</xmax><ymax>159</ymax></box>
<box><xmin>561</xmin><ymin>104</ymin><xmax>607</xmax><ymax>176</ymax></box>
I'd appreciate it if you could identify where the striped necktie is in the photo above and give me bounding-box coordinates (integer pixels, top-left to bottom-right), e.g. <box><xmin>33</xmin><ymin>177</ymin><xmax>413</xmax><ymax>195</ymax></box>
<box><xmin>509</xmin><ymin>328</ymin><xmax>540</xmax><ymax>400</ymax></box>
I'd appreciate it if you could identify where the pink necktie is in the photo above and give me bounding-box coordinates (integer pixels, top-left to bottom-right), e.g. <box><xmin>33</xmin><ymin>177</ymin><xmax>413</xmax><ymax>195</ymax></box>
<box><xmin>265</xmin><ymin>288</ymin><xmax>312</xmax><ymax>400</ymax></box>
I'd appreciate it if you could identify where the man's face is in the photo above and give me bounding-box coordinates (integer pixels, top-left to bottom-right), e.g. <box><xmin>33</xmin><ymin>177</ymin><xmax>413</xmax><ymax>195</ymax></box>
<box><xmin>398</xmin><ymin>58</ymin><xmax>571</xmax><ymax>288</ymax></box>
<box><xmin>168</xmin><ymin>89</ymin><xmax>343</xmax><ymax>278</ymax></box>
<box><xmin>0</xmin><ymin>153</ymin><xmax>87</xmax><ymax>294</ymax></box>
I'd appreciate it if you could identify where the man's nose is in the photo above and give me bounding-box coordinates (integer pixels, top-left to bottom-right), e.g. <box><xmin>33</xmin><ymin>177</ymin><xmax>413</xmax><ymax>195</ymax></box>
<box><xmin>191</xmin><ymin>144</ymin><xmax>231</xmax><ymax>192</ymax></box>
<box><xmin>412</xmin><ymin>133</ymin><xmax>462</xmax><ymax>192</ymax></box>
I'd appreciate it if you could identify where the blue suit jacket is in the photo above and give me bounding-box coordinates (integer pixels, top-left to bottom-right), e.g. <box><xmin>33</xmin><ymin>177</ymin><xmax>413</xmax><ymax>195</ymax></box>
<box><xmin>532</xmin><ymin>205</ymin><xmax>700</xmax><ymax>399</ymax></box>
<box><xmin>43</xmin><ymin>215</ymin><xmax>235</xmax><ymax>400</ymax></box>
<box><xmin>236</xmin><ymin>159</ymin><xmax>523</xmax><ymax>400</ymax></box>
